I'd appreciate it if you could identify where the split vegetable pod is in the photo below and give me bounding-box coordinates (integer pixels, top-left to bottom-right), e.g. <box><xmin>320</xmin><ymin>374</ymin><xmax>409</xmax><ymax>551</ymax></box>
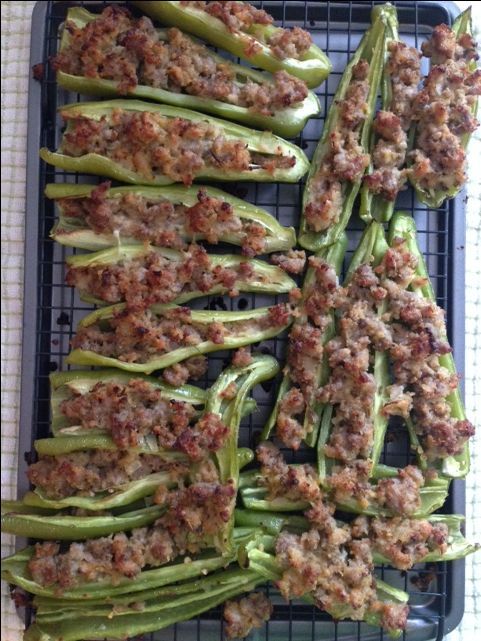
<box><xmin>67</xmin><ymin>303</ymin><xmax>292</xmax><ymax>374</ymax></box>
<box><xmin>65</xmin><ymin>243</ymin><xmax>296</xmax><ymax>306</ymax></box>
<box><xmin>39</xmin><ymin>100</ymin><xmax>310</xmax><ymax>185</ymax></box>
<box><xmin>299</xmin><ymin>4</ymin><xmax>396</xmax><ymax>250</ymax></box>
<box><xmin>408</xmin><ymin>8</ymin><xmax>478</xmax><ymax>208</ymax></box>
<box><xmin>46</xmin><ymin>182</ymin><xmax>297</xmax><ymax>253</ymax></box>
<box><xmin>49</xmin><ymin>369</ymin><xmax>206</xmax><ymax>437</ymax></box>
<box><xmin>56</xmin><ymin>7</ymin><xmax>321</xmax><ymax>137</ymax></box>
<box><xmin>387</xmin><ymin>212</ymin><xmax>471</xmax><ymax>478</ymax></box>
<box><xmin>133</xmin><ymin>1</ymin><xmax>331</xmax><ymax>88</ymax></box>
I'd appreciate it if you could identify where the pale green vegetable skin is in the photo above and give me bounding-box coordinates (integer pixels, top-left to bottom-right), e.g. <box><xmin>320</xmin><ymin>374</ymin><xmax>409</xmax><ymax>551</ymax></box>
<box><xmin>67</xmin><ymin>303</ymin><xmax>292</xmax><ymax>374</ymax></box>
<box><xmin>56</xmin><ymin>7</ymin><xmax>321</xmax><ymax>137</ymax></box>
<box><xmin>133</xmin><ymin>1</ymin><xmax>331</xmax><ymax>89</ymax></box>
<box><xmin>66</xmin><ymin>243</ymin><xmax>296</xmax><ymax>306</ymax></box>
<box><xmin>39</xmin><ymin>100</ymin><xmax>310</xmax><ymax>185</ymax></box>
<box><xmin>46</xmin><ymin>182</ymin><xmax>296</xmax><ymax>253</ymax></box>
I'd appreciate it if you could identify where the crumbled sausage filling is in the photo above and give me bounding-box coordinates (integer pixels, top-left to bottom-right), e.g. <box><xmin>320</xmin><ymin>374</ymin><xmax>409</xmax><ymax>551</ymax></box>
<box><xmin>27</xmin><ymin>450</ymin><xmax>187</xmax><ymax>500</ymax></box>
<box><xmin>352</xmin><ymin>515</ymin><xmax>449</xmax><ymax>571</ymax></box>
<box><xmin>181</xmin><ymin>1</ymin><xmax>312</xmax><ymax>60</ymax></box>
<box><xmin>377</xmin><ymin>238</ymin><xmax>475</xmax><ymax>460</ymax></box>
<box><xmin>305</xmin><ymin>60</ymin><xmax>371</xmax><ymax>232</ymax></box>
<box><xmin>27</xmin><ymin>481</ymin><xmax>235</xmax><ymax>589</ymax></box>
<box><xmin>53</xmin><ymin>6</ymin><xmax>308</xmax><ymax>114</ymax></box>
<box><xmin>71</xmin><ymin>304</ymin><xmax>290</xmax><ymax>365</ymax></box>
<box><xmin>61</xmin><ymin>108</ymin><xmax>296</xmax><ymax>186</ymax></box>
<box><xmin>224</xmin><ymin>592</ymin><xmax>272</xmax><ymax>639</ymax></box>
<box><xmin>319</xmin><ymin>263</ymin><xmax>390</xmax><ymax>463</ymax></box>
<box><xmin>363</xmin><ymin>43</ymin><xmax>421</xmax><ymax>201</ymax></box>
<box><xmin>276</xmin><ymin>257</ymin><xmax>338</xmax><ymax>448</ymax></box>
<box><xmin>67</xmin><ymin>243</ymin><xmax>268</xmax><ymax>308</ymax></box>
<box><xmin>409</xmin><ymin>24</ymin><xmax>480</xmax><ymax>194</ymax></box>
<box><xmin>59</xmin><ymin>378</ymin><xmax>228</xmax><ymax>458</ymax></box>
<box><xmin>59</xmin><ymin>183</ymin><xmax>268</xmax><ymax>257</ymax></box>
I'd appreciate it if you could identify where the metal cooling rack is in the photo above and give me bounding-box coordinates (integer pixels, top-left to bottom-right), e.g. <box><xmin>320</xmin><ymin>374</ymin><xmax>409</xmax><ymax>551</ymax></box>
<box><xmin>17</xmin><ymin>1</ymin><xmax>468</xmax><ymax>639</ymax></box>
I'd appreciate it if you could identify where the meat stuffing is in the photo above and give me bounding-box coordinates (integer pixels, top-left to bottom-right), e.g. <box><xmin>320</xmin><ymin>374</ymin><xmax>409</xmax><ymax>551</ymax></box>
<box><xmin>61</xmin><ymin>108</ymin><xmax>295</xmax><ymax>186</ymax></box>
<box><xmin>276</xmin><ymin>257</ymin><xmax>338</xmax><ymax>448</ymax></box>
<box><xmin>256</xmin><ymin>442</ymin><xmax>322</xmax><ymax>504</ymax></box>
<box><xmin>352</xmin><ymin>515</ymin><xmax>449</xmax><ymax>570</ymax></box>
<box><xmin>275</xmin><ymin>518</ymin><xmax>408</xmax><ymax>630</ymax></box>
<box><xmin>58</xmin><ymin>184</ymin><xmax>268</xmax><ymax>256</ymax></box>
<box><xmin>71</xmin><ymin>304</ymin><xmax>290</xmax><ymax>365</ymax></box>
<box><xmin>270</xmin><ymin>249</ymin><xmax>306</xmax><ymax>275</ymax></box>
<box><xmin>363</xmin><ymin>43</ymin><xmax>421</xmax><ymax>202</ymax></box>
<box><xmin>27</xmin><ymin>450</ymin><xmax>186</xmax><ymax>500</ymax></box>
<box><xmin>318</xmin><ymin>263</ymin><xmax>390</xmax><ymax>463</ymax></box>
<box><xmin>181</xmin><ymin>2</ymin><xmax>312</xmax><ymax>60</ymax></box>
<box><xmin>305</xmin><ymin>60</ymin><xmax>370</xmax><ymax>231</ymax></box>
<box><xmin>53</xmin><ymin>6</ymin><xmax>308</xmax><ymax>114</ymax></box>
<box><xmin>66</xmin><ymin>243</ymin><xmax>268</xmax><ymax>308</ymax></box>
<box><xmin>377</xmin><ymin>238</ymin><xmax>475</xmax><ymax>460</ymax></box>
<box><xmin>410</xmin><ymin>23</ymin><xmax>480</xmax><ymax>194</ymax></box>
<box><xmin>28</xmin><ymin>481</ymin><xmax>235</xmax><ymax>589</ymax></box>
<box><xmin>59</xmin><ymin>377</ymin><xmax>227</xmax><ymax>459</ymax></box>
<box><xmin>162</xmin><ymin>355</ymin><xmax>207</xmax><ymax>386</ymax></box>
<box><xmin>224</xmin><ymin>592</ymin><xmax>272</xmax><ymax>639</ymax></box>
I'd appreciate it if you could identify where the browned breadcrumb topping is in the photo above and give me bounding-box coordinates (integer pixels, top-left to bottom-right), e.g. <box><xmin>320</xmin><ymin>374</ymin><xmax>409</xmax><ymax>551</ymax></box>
<box><xmin>27</xmin><ymin>450</ymin><xmax>187</xmax><ymax>500</ymax></box>
<box><xmin>181</xmin><ymin>1</ymin><xmax>312</xmax><ymax>60</ymax></box>
<box><xmin>71</xmin><ymin>304</ymin><xmax>290</xmax><ymax>365</ymax></box>
<box><xmin>409</xmin><ymin>24</ymin><xmax>480</xmax><ymax>194</ymax></box>
<box><xmin>305</xmin><ymin>60</ymin><xmax>370</xmax><ymax>232</ymax></box>
<box><xmin>66</xmin><ymin>243</ymin><xmax>267</xmax><ymax>308</ymax></box>
<box><xmin>28</xmin><ymin>481</ymin><xmax>235</xmax><ymax>589</ymax></box>
<box><xmin>224</xmin><ymin>592</ymin><xmax>272</xmax><ymax>639</ymax></box>
<box><xmin>59</xmin><ymin>184</ymin><xmax>268</xmax><ymax>256</ymax></box>
<box><xmin>53</xmin><ymin>6</ymin><xmax>308</xmax><ymax>114</ymax></box>
<box><xmin>61</xmin><ymin>108</ymin><xmax>295</xmax><ymax>186</ymax></box>
<box><xmin>276</xmin><ymin>257</ymin><xmax>338</xmax><ymax>448</ymax></box>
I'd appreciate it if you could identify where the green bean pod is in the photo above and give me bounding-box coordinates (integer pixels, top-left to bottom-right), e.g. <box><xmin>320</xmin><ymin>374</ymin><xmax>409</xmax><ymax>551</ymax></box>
<box><xmin>262</xmin><ymin>234</ymin><xmax>347</xmax><ymax>447</ymax></box>
<box><xmin>133</xmin><ymin>1</ymin><xmax>331</xmax><ymax>88</ymax></box>
<box><xmin>387</xmin><ymin>212</ymin><xmax>471</xmax><ymax>478</ymax></box>
<box><xmin>299</xmin><ymin>5</ymin><xmax>396</xmax><ymax>250</ymax></box>
<box><xmin>46</xmin><ymin>182</ymin><xmax>296</xmax><ymax>253</ymax></box>
<box><xmin>408</xmin><ymin>8</ymin><xmax>478</xmax><ymax>208</ymax></box>
<box><xmin>56</xmin><ymin>8</ymin><xmax>320</xmax><ymax>137</ymax></box>
<box><xmin>66</xmin><ymin>244</ymin><xmax>296</xmax><ymax>307</ymax></box>
<box><xmin>67</xmin><ymin>303</ymin><xmax>292</xmax><ymax>374</ymax></box>
<box><xmin>40</xmin><ymin>100</ymin><xmax>310</xmax><ymax>185</ymax></box>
